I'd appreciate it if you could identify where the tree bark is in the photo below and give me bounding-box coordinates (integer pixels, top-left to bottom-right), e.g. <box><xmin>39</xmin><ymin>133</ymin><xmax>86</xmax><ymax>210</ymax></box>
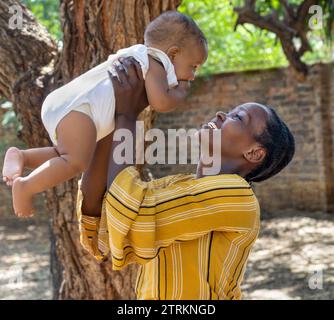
<box><xmin>0</xmin><ymin>0</ymin><xmax>181</xmax><ymax>299</ymax></box>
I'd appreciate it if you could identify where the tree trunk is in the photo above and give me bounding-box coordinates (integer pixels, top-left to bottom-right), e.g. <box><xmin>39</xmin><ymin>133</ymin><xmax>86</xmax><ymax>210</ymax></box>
<box><xmin>0</xmin><ymin>0</ymin><xmax>181</xmax><ymax>299</ymax></box>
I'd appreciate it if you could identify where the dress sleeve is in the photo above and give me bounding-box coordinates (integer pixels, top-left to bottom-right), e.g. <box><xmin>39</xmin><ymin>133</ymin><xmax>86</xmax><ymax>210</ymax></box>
<box><xmin>77</xmin><ymin>166</ymin><xmax>260</xmax><ymax>270</ymax></box>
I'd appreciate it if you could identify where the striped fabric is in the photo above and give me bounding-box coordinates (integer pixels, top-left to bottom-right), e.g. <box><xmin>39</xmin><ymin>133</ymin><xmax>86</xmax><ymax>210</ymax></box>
<box><xmin>77</xmin><ymin>166</ymin><xmax>260</xmax><ymax>300</ymax></box>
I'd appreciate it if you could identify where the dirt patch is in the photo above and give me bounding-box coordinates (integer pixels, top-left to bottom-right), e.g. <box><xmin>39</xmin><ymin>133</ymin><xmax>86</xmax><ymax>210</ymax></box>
<box><xmin>0</xmin><ymin>215</ymin><xmax>52</xmax><ymax>300</ymax></box>
<box><xmin>242</xmin><ymin>210</ymin><xmax>334</xmax><ymax>300</ymax></box>
<box><xmin>0</xmin><ymin>129</ymin><xmax>52</xmax><ymax>300</ymax></box>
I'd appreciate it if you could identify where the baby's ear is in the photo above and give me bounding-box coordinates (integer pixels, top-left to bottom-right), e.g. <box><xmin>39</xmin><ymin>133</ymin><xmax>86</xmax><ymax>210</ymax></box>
<box><xmin>166</xmin><ymin>46</ymin><xmax>180</xmax><ymax>61</ymax></box>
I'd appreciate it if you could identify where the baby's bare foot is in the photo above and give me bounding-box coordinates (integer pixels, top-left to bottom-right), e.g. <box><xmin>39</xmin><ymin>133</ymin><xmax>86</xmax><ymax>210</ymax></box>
<box><xmin>2</xmin><ymin>147</ymin><xmax>24</xmax><ymax>186</ymax></box>
<box><xmin>12</xmin><ymin>177</ymin><xmax>34</xmax><ymax>217</ymax></box>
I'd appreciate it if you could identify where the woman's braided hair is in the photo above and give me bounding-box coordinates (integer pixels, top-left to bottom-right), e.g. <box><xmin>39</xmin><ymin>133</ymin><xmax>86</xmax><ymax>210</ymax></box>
<box><xmin>245</xmin><ymin>104</ymin><xmax>295</xmax><ymax>183</ymax></box>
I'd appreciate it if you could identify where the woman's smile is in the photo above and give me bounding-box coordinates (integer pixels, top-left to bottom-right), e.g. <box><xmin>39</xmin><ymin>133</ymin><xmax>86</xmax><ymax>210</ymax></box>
<box><xmin>201</xmin><ymin>112</ymin><xmax>226</xmax><ymax>130</ymax></box>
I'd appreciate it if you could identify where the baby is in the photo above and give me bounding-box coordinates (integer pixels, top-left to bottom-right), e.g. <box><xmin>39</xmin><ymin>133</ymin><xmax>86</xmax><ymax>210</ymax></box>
<box><xmin>2</xmin><ymin>11</ymin><xmax>208</xmax><ymax>217</ymax></box>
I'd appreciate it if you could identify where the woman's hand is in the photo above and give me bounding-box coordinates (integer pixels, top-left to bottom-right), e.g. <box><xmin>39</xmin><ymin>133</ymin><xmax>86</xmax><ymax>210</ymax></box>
<box><xmin>108</xmin><ymin>57</ymin><xmax>148</xmax><ymax>121</ymax></box>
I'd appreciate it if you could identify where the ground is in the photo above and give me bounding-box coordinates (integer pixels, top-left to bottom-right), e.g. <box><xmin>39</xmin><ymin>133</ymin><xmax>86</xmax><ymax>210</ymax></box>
<box><xmin>1</xmin><ymin>199</ymin><xmax>333</xmax><ymax>299</ymax></box>
<box><xmin>0</xmin><ymin>214</ymin><xmax>51</xmax><ymax>300</ymax></box>
<box><xmin>242</xmin><ymin>210</ymin><xmax>334</xmax><ymax>300</ymax></box>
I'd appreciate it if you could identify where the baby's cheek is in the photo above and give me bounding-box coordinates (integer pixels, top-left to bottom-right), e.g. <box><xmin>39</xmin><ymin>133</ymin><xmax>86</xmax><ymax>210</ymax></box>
<box><xmin>173</xmin><ymin>59</ymin><xmax>186</xmax><ymax>76</ymax></box>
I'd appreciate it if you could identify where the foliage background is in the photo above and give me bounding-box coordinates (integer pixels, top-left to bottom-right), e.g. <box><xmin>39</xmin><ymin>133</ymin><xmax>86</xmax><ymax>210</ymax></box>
<box><xmin>178</xmin><ymin>0</ymin><xmax>333</xmax><ymax>75</ymax></box>
<box><xmin>20</xmin><ymin>0</ymin><xmax>334</xmax><ymax>75</ymax></box>
<box><xmin>2</xmin><ymin>0</ymin><xmax>332</xmax><ymax>138</ymax></box>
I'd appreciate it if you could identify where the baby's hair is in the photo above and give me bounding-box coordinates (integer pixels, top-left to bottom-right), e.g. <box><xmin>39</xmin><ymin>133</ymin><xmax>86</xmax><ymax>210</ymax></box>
<box><xmin>245</xmin><ymin>104</ymin><xmax>295</xmax><ymax>183</ymax></box>
<box><xmin>144</xmin><ymin>11</ymin><xmax>207</xmax><ymax>48</ymax></box>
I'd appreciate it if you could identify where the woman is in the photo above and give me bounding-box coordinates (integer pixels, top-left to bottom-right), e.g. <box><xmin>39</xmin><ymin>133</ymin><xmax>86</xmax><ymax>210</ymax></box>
<box><xmin>77</xmin><ymin>58</ymin><xmax>295</xmax><ymax>300</ymax></box>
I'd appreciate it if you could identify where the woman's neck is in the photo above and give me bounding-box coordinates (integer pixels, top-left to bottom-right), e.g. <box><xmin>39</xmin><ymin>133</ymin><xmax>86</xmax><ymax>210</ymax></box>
<box><xmin>196</xmin><ymin>161</ymin><xmax>224</xmax><ymax>178</ymax></box>
<box><xmin>196</xmin><ymin>159</ymin><xmax>247</xmax><ymax>179</ymax></box>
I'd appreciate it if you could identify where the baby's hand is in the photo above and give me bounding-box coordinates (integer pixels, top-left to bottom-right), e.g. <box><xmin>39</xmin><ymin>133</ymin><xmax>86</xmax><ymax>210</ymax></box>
<box><xmin>173</xmin><ymin>80</ymin><xmax>192</xmax><ymax>100</ymax></box>
<box><xmin>179</xmin><ymin>80</ymin><xmax>191</xmax><ymax>92</ymax></box>
<box><xmin>178</xmin><ymin>80</ymin><xmax>192</xmax><ymax>90</ymax></box>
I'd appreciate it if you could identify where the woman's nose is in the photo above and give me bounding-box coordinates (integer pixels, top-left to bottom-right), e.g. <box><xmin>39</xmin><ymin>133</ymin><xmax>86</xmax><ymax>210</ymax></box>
<box><xmin>216</xmin><ymin>111</ymin><xmax>227</xmax><ymax>122</ymax></box>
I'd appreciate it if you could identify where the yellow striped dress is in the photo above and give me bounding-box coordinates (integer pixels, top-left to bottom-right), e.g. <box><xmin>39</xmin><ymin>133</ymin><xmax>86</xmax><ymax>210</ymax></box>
<box><xmin>76</xmin><ymin>166</ymin><xmax>260</xmax><ymax>300</ymax></box>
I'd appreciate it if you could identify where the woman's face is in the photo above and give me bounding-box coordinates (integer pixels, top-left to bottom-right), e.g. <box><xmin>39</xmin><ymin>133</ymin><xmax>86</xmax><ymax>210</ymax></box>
<box><xmin>198</xmin><ymin>103</ymin><xmax>270</xmax><ymax>175</ymax></box>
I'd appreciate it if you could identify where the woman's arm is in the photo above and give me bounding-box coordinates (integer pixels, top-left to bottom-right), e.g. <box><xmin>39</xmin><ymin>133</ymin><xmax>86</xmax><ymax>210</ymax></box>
<box><xmin>80</xmin><ymin>132</ymin><xmax>114</xmax><ymax>217</ymax></box>
<box><xmin>107</xmin><ymin>114</ymin><xmax>136</xmax><ymax>188</ymax></box>
<box><xmin>107</xmin><ymin>57</ymin><xmax>148</xmax><ymax>188</ymax></box>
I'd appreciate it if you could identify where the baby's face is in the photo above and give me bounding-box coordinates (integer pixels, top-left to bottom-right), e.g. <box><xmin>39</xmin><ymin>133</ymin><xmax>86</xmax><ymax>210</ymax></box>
<box><xmin>172</xmin><ymin>40</ymin><xmax>208</xmax><ymax>82</ymax></box>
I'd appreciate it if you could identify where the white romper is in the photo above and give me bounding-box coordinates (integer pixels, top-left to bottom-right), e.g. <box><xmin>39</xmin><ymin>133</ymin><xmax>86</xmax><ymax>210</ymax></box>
<box><xmin>41</xmin><ymin>44</ymin><xmax>178</xmax><ymax>145</ymax></box>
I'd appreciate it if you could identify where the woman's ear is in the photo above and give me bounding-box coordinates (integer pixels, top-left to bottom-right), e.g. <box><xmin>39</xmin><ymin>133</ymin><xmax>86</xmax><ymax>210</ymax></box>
<box><xmin>166</xmin><ymin>46</ymin><xmax>180</xmax><ymax>62</ymax></box>
<box><xmin>243</xmin><ymin>146</ymin><xmax>266</xmax><ymax>164</ymax></box>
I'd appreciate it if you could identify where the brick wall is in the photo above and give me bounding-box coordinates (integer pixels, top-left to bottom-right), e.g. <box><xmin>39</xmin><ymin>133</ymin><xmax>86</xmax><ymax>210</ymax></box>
<box><xmin>148</xmin><ymin>63</ymin><xmax>334</xmax><ymax>213</ymax></box>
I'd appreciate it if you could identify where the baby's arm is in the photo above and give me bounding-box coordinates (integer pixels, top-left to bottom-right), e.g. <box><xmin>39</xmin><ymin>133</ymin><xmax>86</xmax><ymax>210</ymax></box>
<box><xmin>145</xmin><ymin>57</ymin><xmax>190</xmax><ymax>112</ymax></box>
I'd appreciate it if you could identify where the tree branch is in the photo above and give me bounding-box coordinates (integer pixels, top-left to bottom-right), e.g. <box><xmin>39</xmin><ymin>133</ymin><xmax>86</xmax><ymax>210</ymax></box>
<box><xmin>279</xmin><ymin>0</ymin><xmax>296</xmax><ymax>21</ymax></box>
<box><xmin>0</xmin><ymin>0</ymin><xmax>58</xmax><ymax>145</ymax></box>
<box><xmin>0</xmin><ymin>0</ymin><xmax>57</xmax><ymax>100</ymax></box>
<box><xmin>234</xmin><ymin>0</ymin><xmax>320</xmax><ymax>75</ymax></box>
<box><xmin>234</xmin><ymin>4</ymin><xmax>296</xmax><ymax>36</ymax></box>
<box><xmin>295</xmin><ymin>0</ymin><xmax>318</xmax><ymax>31</ymax></box>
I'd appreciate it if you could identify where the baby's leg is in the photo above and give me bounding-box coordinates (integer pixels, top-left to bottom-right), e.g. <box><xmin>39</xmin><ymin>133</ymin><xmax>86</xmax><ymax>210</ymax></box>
<box><xmin>80</xmin><ymin>132</ymin><xmax>114</xmax><ymax>217</ymax></box>
<box><xmin>2</xmin><ymin>146</ymin><xmax>59</xmax><ymax>186</ymax></box>
<box><xmin>12</xmin><ymin>111</ymin><xmax>97</xmax><ymax>217</ymax></box>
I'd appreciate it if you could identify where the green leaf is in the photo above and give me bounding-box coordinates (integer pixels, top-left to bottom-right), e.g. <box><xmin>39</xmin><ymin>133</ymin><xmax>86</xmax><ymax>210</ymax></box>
<box><xmin>2</xmin><ymin>110</ymin><xmax>16</xmax><ymax>127</ymax></box>
<box><xmin>1</xmin><ymin>101</ymin><xmax>13</xmax><ymax>109</ymax></box>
